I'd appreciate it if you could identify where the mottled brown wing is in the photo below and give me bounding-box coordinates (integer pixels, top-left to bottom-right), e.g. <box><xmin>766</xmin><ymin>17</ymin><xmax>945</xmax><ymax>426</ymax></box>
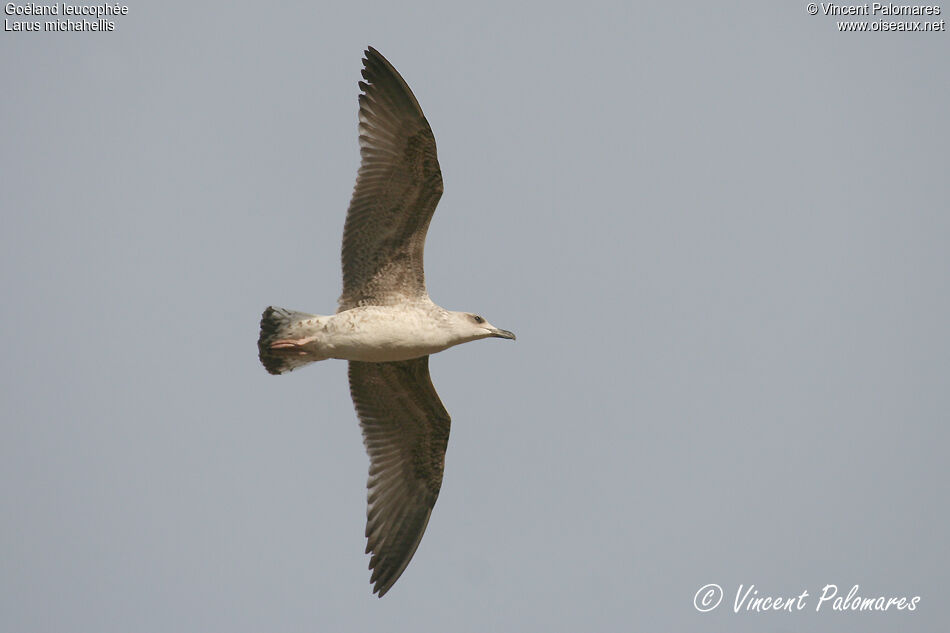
<box><xmin>347</xmin><ymin>357</ymin><xmax>451</xmax><ymax>597</ymax></box>
<box><xmin>338</xmin><ymin>47</ymin><xmax>444</xmax><ymax>311</ymax></box>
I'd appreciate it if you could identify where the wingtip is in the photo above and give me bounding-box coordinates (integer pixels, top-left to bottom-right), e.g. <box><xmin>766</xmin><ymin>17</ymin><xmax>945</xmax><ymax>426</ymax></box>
<box><xmin>363</xmin><ymin>45</ymin><xmax>381</xmax><ymax>66</ymax></box>
<box><xmin>369</xmin><ymin>561</ymin><xmax>394</xmax><ymax>597</ymax></box>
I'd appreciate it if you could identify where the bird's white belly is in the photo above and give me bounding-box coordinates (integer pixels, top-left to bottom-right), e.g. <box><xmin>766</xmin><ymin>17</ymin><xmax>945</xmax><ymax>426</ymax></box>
<box><xmin>322</xmin><ymin>306</ymin><xmax>452</xmax><ymax>362</ymax></box>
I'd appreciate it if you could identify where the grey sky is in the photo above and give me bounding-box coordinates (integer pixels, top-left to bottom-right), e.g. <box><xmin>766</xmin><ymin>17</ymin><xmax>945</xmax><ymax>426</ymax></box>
<box><xmin>2</xmin><ymin>2</ymin><xmax>947</xmax><ymax>632</ymax></box>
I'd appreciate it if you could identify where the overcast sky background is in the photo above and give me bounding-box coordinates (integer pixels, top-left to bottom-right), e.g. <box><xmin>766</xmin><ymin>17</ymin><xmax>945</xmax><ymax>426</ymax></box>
<box><xmin>2</xmin><ymin>2</ymin><xmax>948</xmax><ymax>632</ymax></box>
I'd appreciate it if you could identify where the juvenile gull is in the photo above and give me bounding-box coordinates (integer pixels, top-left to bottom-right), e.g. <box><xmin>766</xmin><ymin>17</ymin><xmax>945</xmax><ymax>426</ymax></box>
<box><xmin>257</xmin><ymin>47</ymin><xmax>515</xmax><ymax>597</ymax></box>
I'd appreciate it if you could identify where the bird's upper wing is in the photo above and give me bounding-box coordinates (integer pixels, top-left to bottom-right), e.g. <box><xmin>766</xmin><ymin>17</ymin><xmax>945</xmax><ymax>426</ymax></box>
<box><xmin>347</xmin><ymin>357</ymin><xmax>451</xmax><ymax>597</ymax></box>
<box><xmin>338</xmin><ymin>47</ymin><xmax>444</xmax><ymax>311</ymax></box>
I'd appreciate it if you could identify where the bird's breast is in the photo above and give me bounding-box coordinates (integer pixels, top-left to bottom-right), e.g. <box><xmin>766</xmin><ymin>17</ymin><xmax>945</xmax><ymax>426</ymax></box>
<box><xmin>322</xmin><ymin>306</ymin><xmax>452</xmax><ymax>362</ymax></box>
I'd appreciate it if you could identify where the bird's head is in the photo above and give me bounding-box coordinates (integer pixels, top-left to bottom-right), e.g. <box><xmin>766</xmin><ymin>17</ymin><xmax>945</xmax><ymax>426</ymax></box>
<box><xmin>447</xmin><ymin>311</ymin><xmax>516</xmax><ymax>343</ymax></box>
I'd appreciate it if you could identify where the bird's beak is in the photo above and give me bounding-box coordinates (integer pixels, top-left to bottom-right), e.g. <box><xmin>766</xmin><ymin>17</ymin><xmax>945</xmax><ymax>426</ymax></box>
<box><xmin>488</xmin><ymin>327</ymin><xmax>516</xmax><ymax>340</ymax></box>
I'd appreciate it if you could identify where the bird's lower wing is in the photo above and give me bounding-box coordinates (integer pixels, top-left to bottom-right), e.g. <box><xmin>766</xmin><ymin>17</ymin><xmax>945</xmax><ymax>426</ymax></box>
<box><xmin>347</xmin><ymin>356</ymin><xmax>451</xmax><ymax>596</ymax></box>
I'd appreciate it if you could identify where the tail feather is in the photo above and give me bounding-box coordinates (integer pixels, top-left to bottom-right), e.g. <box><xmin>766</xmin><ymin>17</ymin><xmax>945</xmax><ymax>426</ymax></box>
<box><xmin>258</xmin><ymin>306</ymin><xmax>323</xmax><ymax>375</ymax></box>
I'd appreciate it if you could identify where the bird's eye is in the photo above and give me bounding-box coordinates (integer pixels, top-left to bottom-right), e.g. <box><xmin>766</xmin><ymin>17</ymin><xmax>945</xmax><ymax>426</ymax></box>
<box><xmin>472</xmin><ymin>315</ymin><xmax>485</xmax><ymax>324</ymax></box>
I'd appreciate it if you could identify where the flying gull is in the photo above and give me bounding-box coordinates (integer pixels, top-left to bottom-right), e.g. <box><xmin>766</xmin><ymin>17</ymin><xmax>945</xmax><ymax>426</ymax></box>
<box><xmin>257</xmin><ymin>47</ymin><xmax>515</xmax><ymax>597</ymax></box>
